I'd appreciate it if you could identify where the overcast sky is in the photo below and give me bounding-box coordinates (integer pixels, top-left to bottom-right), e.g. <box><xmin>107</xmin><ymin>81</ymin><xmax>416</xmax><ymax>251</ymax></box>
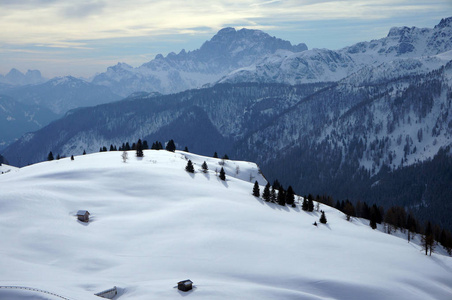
<box><xmin>0</xmin><ymin>0</ymin><xmax>450</xmax><ymax>78</ymax></box>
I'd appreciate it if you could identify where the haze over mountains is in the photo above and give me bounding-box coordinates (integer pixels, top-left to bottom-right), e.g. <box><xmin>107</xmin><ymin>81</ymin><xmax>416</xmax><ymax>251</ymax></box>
<box><xmin>1</xmin><ymin>17</ymin><xmax>452</xmax><ymax>230</ymax></box>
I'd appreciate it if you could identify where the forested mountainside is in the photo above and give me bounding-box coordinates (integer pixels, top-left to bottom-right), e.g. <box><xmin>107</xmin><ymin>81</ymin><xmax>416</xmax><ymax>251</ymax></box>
<box><xmin>0</xmin><ymin>95</ymin><xmax>57</xmax><ymax>150</ymax></box>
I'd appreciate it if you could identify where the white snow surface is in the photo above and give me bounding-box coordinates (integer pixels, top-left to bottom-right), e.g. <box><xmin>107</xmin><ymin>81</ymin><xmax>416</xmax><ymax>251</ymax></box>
<box><xmin>0</xmin><ymin>150</ymin><xmax>451</xmax><ymax>299</ymax></box>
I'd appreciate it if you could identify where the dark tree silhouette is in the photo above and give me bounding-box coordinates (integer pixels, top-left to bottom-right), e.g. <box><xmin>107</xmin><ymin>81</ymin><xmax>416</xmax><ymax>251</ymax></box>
<box><xmin>47</xmin><ymin>151</ymin><xmax>54</xmax><ymax>161</ymax></box>
<box><xmin>286</xmin><ymin>185</ymin><xmax>295</xmax><ymax>206</ymax></box>
<box><xmin>185</xmin><ymin>160</ymin><xmax>194</xmax><ymax>173</ymax></box>
<box><xmin>136</xmin><ymin>139</ymin><xmax>144</xmax><ymax>157</ymax></box>
<box><xmin>320</xmin><ymin>211</ymin><xmax>327</xmax><ymax>224</ymax></box>
<box><xmin>219</xmin><ymin>167</ymin><xmax>226</xmax><ymax>181</ymax></box>
<box><xmin>253</xmin><ymin>181</ymin><xmax>260</xmax><ymax>197</ymax></box>
<box><xmin>277</xmin><ymin>186</ymin><xmax>286</xmax><ymax>206</ymax></box>
<box><xmin>166</xmin><ymin>139</ymin><xmax>176</xmax><ymax>152</ymax></box>
<box><xmin>213</xmin><ymin>152</ymin><xmax>218</xmax><ymax>158</ymax></box>
<box><xmin>262</xmin><ymin>183</ymin><xmax>271</xmax><ymax>202</ymax></box>
<box><xmin>202</xmin><ymin>161</ymin><xmax>208</xmax><ymax>173</ymax></box>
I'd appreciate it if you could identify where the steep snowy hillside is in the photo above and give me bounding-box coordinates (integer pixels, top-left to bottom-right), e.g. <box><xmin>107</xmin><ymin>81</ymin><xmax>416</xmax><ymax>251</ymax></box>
<box><xmin>92</xmin><ymin>28</ymin><xmax>308</xmax><ymax>96</ymax></box>
<box><xmin>0</xmin><ymin>151</ymin><xmax>451</xmax><ymax>300</ymax></box>
<box><xmin>219</xmin><ymin>17</ymin><xmax>452</xmax><ymax>85</ymax></box>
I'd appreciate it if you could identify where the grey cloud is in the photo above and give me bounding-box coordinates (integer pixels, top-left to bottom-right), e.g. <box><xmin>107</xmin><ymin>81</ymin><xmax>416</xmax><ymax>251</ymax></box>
<box><xmin>62</xmin><ymin>1</ymin><xmax>106</xmax><ymax>19</ymax></box>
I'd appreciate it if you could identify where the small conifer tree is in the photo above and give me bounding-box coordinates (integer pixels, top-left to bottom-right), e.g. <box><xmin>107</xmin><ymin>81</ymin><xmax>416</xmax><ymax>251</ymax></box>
<box><xmin>83</xmin><ymin>150</ymin><xmax>86</xmax><ymax>155</ymax></box>
<box><xmin>286</xmin><ymin>185</ymin><xmax>295</xmax><ymax>206</ymax></box>
<box><xmin>320</xmin><ymin>211</ymin><xmax>327</xmax><ymax>224</ymax></box>
<box><xmin>166</xmin><ymin>139</ymin><xmax>176</xmax><ymax>152</ymax></box>
<box><xmin>47</xmin><ymin>151</ymin><xmax>54</xmax><ymax>161</ymax></box>
<box><xmin>213</xmin><ymin>152</ymin><xmax>218</xmax><ymax>158</ymax></box>
<box><xmin>71</xmin><ymin>155</ymin><xmax>74</xmax><ymax>161</ymax></box>
<box><xmin>219</xmin><ymin>167</ymin><xmax>226</xmax><ymax>180</ymax></box>
<box><xmin>136</xmin><ymin>139</ymin><xmax>144</xmax><ymax>157</ymax></box>
<box><xmin>302</xmin><ymin>198</ymin><xmax>308</xmax><ymax>211</ymax></box>
<box><xmin>202</xmin><ymin>161</ymin><xmax>208</xmax><ymax>173</ymax></box>
<box><xmin>252</xmin><ymin>181</ymin><xmax>260</xmax><ymax>197</ymax></box>
<box><xmin>184</xmin><ymin>146</ymin><xmax>189</xmax><ymax>152</ymax></box>
<box><xmin>277</xmin><ymin>186</ymin><xmax>286</xmax><ymax>206</ymax></box>
<box><xmin>262</xmin><ymin>183</ymin><xmax>271</xmax><ymax>202</ymax></box>
<box><xmin>185</xmin><ymin>160</ymin><xmax>195</xmax><ymax>173</ymax></box>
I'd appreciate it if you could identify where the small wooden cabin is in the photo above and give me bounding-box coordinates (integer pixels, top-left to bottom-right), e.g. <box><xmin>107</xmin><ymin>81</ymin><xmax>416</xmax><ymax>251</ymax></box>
<box><xmin>95</xmin><ymin>286</ymin><xmax>117</xmax><ymax>299</ymax></box>
<box><xmin>177</xmin><ymin>279</ymin><xmax>193</xmax><ymax>292</ymax></box>
<box><xmin>77</xmin><ymin>210</ymin><xmax>90</xmax><ymax>222</ymax></box>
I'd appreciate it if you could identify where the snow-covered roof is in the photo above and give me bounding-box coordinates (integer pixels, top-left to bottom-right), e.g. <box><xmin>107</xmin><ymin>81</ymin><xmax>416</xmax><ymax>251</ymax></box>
<box><xmin>76</xmin><ymin>210</ymin><xmax>89</xmax><ymax>215</ymax></box>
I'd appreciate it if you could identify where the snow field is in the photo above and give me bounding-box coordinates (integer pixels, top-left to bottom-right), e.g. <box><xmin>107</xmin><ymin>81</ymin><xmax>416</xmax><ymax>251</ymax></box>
<box><xmin>0</xmin><ymin>150</ymin><xmax>451</xmax><ymax>299</ymax></box>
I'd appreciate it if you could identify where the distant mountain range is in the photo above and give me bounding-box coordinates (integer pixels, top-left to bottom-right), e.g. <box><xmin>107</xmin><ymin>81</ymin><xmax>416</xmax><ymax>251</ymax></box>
<box><xmin>0</xmin><ymin>68</ymin><xmax>47</xmax><ymax>86</ymax></box>
<box><xmin>2</xmin><ymin>17</ymin><xmax>452</xmax><ymax>229</ymax></box>
<box><xmin>91</xmin><ymin>27</ymin><xmax>308</xmax><ymax>96</ymax></box>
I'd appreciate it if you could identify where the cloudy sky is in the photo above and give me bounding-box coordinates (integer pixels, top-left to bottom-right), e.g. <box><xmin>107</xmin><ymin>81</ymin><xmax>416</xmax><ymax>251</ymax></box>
<box><xmin>0</xmin><ymin>0</ymin><xmax>450</xmax><ymax>78</ymax></box>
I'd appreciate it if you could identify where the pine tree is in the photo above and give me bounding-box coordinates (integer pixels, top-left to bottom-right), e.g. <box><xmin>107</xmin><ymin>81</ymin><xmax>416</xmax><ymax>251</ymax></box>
<box><xmin>213</xmin><ymin>152</ymin><xmax>218</xmax><ymax>158</ymax></box>
<box><xmin>83</xmin><ymin>150</ymin><xmax>86</xmax><ymax>155</ymax></box>
<box><xmin>307</xmin><ymin>194</ymin><xmax>314</xmax><ymax>212</ymax></box>
<box><xmin>47</xmin><ymin>151</ymin><xmax>54</xmax><ymax>161</ymax></box>
<box><xmin>286</xmin><ymin>185</ymin><xmax>295</xmax><ymax>206</ymax></box>
<box><xmin>252</xmin><ymin>181</ymin><xmax>260</xmax><ymax>197</ymax></box>
<box><xmin>422</xmin><ymin>221</ymin><xmax>435</xmax><ymax>256</ymax></box>
<box><xmin>277</xmin><ymin>186</ymin><xmax>286</xmax><ymax>206</ymax></box>
<box><xmin>184</xmin><ymin>146</ymin><xmax>189</xmax><ymax>152</ymax></box>
<box><xmin>320</xmin><ymin>211</ymin><xmax>327</xmax><ymax>224</ymax></box>
<box><xmin>142</xmin><ymin>140</ymin><xmax>149</xmax><ymax>150</ymax></box>
<box><xmin>219</xmin><ymin>167</ymin><xmax>226</xmax><ymax>181</ymax></box>
<box><xmin>201</xmin><ymin>161</ymin><xmax>208</xmax><ymax>173</ymax></box>
<box><xmin>185</xmin><ymin>160</ymin><xmax>195</xmax><ymax>173</ymax></box>
<box><xmin>302</xmin><ymin>198</ymin><xmax>309</xmax><ymax>211</ymax></box>
<box><xmin>222</xmin><ymin>154</ymin><xmax>229</xmax><ymax>160</ymax></box>
<box><xmin>166</xmin><ymin>139</ymin><xmax>176</xmax><ymax>152</ymax></box>
<box><xmin>136</xmin><ymin>139</ymin><xmax>144</xmax><ymax>157</ymax></box>
<box><xmin>110</xmin><ymin>144</ymin><xmax>115</xmax><ymax>151</ymax></box>
<box><xmin>262</xmin><ymin>183</ymin><xmax>271</xmax><ymax>202</ymax></box>
<box><xmin>71</xmin><ymin>155</ymin><xmax>74</xmax><ymax>161</ymax></box>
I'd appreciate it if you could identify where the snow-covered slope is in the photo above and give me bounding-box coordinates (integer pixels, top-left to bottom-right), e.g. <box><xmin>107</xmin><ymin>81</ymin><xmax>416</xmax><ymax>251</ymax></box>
<box><xmin>0</xmin><ymin>151</ymin><xmax>451</xmax><ymax>299</ymax></box>
<box><xmin>92</xmin><ymin>28</ymin><xmax>308</xmax><ymax>96</ymax></box>
<box><xmin>219</xmin><ymin>17</ymin><xmax>452</xmax><ymax>85</ymax></box>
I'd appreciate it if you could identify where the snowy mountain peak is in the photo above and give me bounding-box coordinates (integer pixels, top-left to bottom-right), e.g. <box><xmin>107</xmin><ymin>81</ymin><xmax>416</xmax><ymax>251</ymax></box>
<box><xmin>92</xmin><ymin>27</ymin><xmax>308</xmax><ymax>96</ymax></box>
<box><xmin>435</xmin><ymin>16</ymin><xmax>452</xmax><ymax>29</ymax></box>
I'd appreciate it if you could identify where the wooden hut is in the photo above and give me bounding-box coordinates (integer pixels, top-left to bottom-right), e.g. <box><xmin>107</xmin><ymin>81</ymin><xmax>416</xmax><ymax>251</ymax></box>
<box><xmin>177</xmin><ymin>279</ymin><xmax>193</xmax><ymax>292</ymax></box>
<box><xmin>77</xmin><ymin>210</ymin><xmax>90</xmax><ymax>222</ymax></box>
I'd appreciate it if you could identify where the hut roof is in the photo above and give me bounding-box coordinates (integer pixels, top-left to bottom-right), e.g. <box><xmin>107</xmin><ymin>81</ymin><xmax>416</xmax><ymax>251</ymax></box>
<box><xmin>76</xmin><ymin>210</ymin><xmax>90</xmax><ymax>216</ymax></box>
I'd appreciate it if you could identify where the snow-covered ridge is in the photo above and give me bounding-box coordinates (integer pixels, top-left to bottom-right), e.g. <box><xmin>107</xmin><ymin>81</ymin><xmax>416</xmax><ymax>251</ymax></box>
<box><xmin>219</xmin><ymin>17</ymin><xmax>452</xmax><ymax>85</ymax></box>
<box><xmin>91</xmin><ymin>27</ymin><xmax>308</xmax><ymax>96</ymax></box>
<box><xmin>0</xmin><ymin>150</ymin><xmax>451</xmax><ymax>299</ymax></box>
